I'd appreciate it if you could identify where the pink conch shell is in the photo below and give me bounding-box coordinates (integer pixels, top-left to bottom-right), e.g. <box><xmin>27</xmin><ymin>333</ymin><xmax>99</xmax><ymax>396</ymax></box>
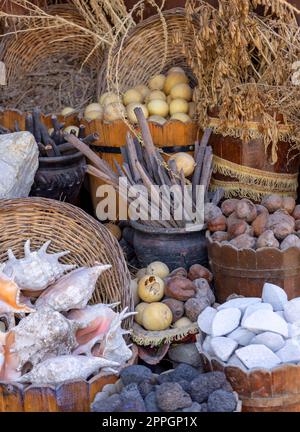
<box><xmin>5</xmin><ymin>308</ymin><xmax>80</xmax><ymax>374</ymax></box>
<box><xmin>18</xmin><ymin>355</ymin><xmax>119</xmax><ymax>385</ymax></box>
<box><xmin>3</xmin><ymin>240</ymin><xmax>76</xmax><ymax>292</ymax></box>
<box><xmin>36</xmin><ymin>264</ymin><xmax>111</xmax><ymax>312</ymax></box>
<box><xmin>0</xmin><ymin>331</ymin><xmax>21</xmax><ymax>381</ymax></box>
<box><xmin>0</xmin><ymin>265</ymin><xmax>34</xmax><ymax>314</ymax></box>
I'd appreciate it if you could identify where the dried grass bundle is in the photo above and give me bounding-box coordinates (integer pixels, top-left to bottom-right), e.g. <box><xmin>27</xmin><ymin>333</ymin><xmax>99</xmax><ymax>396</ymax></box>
<box><xmin>183</xmin><ymin>0</ymin><xmax>300</xmax><ymax>162</ymax></box>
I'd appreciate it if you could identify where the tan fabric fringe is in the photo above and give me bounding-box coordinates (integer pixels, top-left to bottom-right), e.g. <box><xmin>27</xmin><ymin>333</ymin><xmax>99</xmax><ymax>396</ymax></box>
<box><xmin>132</xmin><ymin>322</ymin><xmax>199</xmax><ymax>346</ymax></box>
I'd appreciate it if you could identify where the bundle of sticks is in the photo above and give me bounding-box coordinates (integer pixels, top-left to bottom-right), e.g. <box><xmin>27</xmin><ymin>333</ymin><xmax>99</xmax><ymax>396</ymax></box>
<box><xmin>65</xmin><ymin>107</ymin><xmax>223</xmax><ymax>230</ymax></box>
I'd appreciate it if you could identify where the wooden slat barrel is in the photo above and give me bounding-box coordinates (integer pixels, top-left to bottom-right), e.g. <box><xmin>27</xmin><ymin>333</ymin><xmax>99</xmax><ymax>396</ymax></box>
<box><xmin>200</xmin><ymin>352</ymin><xmax>300</xmax><ymax>412</ymax></box>
<box><xmin>207</xmin><ymin>233</ymin><xmax>300</xmax><ymax>302</ymax></box>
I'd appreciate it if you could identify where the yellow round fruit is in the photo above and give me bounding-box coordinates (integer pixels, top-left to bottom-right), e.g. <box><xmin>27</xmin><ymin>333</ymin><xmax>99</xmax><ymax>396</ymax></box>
<box><xmin>127</xmin><ymin>103</ymin><xmax>149</xmax><ymax>123</ymax></box>
<box><xmin>146</xmin><ymin>90</ymin><xmax>166</xmax><ymax>103</ymax></box>
<box><xmin>100</xmin><ymin>92</ymin><xmax>120</xmax><ymax>106</ymax></box>
<box><xmin>142</xmin><ymin>302</ymin><xmax>173</xmax><ymax>331</ymax></box>
<box><xmin>164</xmin><ymin>72</ymin><xmax>189</xmax><ymax>95</ymax></box>
<box><xmin>169</xmin><ymin>98</ymin><xmax>189</xmax><ymax>115</ymax></box>
<box><xmin>173</xmin><ymin>317</ymin><xmax>193</xmax><ymax>328</ymax></box>
<box><xmin>135</xmin><ymin>302</ymin><xmax>149</xmax><ymax>325</ymax></box>
<box><xmin>123</xmin><ymin>89</ymin><xmax>143</xmax><ymax>106</ymax></box>
<box><xmin>146</xmin><ymin>261</ymin><xmax>170</xmax><ymax>279</ymax></box>
<box><xmin>63</xmin><ymin>125</ymin><xmax>80</xmax><ymax>136</ymax></box>
<box><xmin>147</xmin><ymin>100</ymin><xmax>169</xmax><ymax>118</ymax></box>
<box><xmin>168</xmin><ymin>66</ymin><xmax>186</xmax><ymax>75</ymax></box>
<box><xmin>61</xmin><ymin>107</ymin><xmax>75</xmax><ymax>116</ymax></box>
<box><xmin>135</xmin><ymin>84</ymin><xmax>150</xmax><ymax>100</ymax></box>
<box><xmin>170</xmin><ymin>152</ymin><xmax>196</xmax><ymax>177</ymax></box>
<box><xmin>84</xmin><ymin>110</ymin><xmax>103</xmax><ymax>121</ymax></box>
<box><xmin>103</xmin><ymin>102</ymin><xmax>126</xmax><ymax>122</ymax></box>
<box><xmin>170</xmin><ymin>113</ymin><xmax>191</xmax><ymax>123</ymax></box>
<box><xmin>148</xmin><ymin>115</ymin><xmax>167</xmax><ymax>126</ymax></box>
<box><xmin>148</xmin><ymin>74</ymin><xmax>166</xmax><ymax>91</ymax></box>
<box><xmin>138</xmin><ymin>275</ymin><xmax>165</xmax><ymax>303</ymax></box>
<box><xmin>170</xmin><ymin>83</ymin><xmax>192</xmax><ymax>101</ymax></box>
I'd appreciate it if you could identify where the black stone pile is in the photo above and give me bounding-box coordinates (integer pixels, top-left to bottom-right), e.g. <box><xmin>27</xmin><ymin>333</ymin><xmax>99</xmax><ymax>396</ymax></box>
<box><xmin>91</xmin><ymin>364</ymin><xmax>237</xmax><ymax>413</ymax></box>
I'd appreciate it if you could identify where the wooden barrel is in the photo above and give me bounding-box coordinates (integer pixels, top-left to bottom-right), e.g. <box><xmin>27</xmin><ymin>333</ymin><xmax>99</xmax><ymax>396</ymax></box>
<box><xmin>200</xmin><ymin>351</ymin><xmax>300</xmax><ymax>412</ymax></box>
<box><xmin>207</xmin><ymin>233</ymin><xmax>300</xmax><ymax>302</ymax></box>
<box><xmin>81</xmin><ymin>118</ymin><xmax>201</xmax><ymax>219</ymax></box>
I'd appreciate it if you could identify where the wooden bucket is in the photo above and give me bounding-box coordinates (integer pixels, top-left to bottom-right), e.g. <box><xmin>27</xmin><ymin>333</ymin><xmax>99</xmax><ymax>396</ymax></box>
<box><xmin>0</xmin><ymin>346</ymin><xmax>138</xmax><ymax>412</ymax></box>
<box><xmin>200</xmin><ymin>351</ymin><xmax>300</xmax><ymax>412</ymax></box>
<box><xmin>207</xmin><ymin>233</ymin><xmax>300</xmax><ymax>302</ymax></box>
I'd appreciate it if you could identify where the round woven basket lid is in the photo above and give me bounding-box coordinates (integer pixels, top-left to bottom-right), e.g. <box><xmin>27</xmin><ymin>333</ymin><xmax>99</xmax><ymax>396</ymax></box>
<box><xmin>131</xmin><ymin>322</ymin><xmax>199</xmax><ymax>347</ymax></box>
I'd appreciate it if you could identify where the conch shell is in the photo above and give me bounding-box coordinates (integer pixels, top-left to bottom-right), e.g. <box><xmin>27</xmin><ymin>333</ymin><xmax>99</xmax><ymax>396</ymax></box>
<box><xmin>0</xmin><ymin>265</ymin><xmax>34</xmax><ymax>314</ymax></box>
<box><xmin>18</xmin><ymin>355</ymin><xmax>120</xmax><ymax>385</ymax></box>
<box><xmin>36</xmin><ymin>264</ymin><xmax>111</xmax><ymax>312</ymax></box>
<box><xmin>3</xmin><ymin>240</ymin><xmax>76</xmax><ymax>292</ymax></box>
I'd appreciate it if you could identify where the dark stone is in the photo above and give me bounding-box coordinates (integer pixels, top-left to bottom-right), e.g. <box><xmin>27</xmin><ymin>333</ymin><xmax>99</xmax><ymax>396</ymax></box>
<box><xmin>178</xmin><ymin>380</ymin><xmax>190</xmax><ymax>393</ymax></box>
<box><xmin>201</xmin><ymin>403</ymin><xmax>208</xmax><ymax>412</ymax></box>
<box><xmin>182</xmin><ymin>402</ymin><xmax>202</xmax><ymax>412</ymax></box>
<box><xmin>222</xmin><ymin>381</ymin><xmax>233</xmax><ymax>392</ymax></box>
<box><xmin>157</xmin><ymin>373</ymin><xmax>172</xmax><ymax>384</ymax></box>
<box><xmin>156</xmin><ymin>382</ymin><xmax>193</xmax><ymax>412</ymax></box>
<box><xmin>120</xmin><ymin>365</ymin><xmax>153</xmax><ymax>386</ymax></box>
<box><xmin>144</xmin><ymin>392</ymin><xmax>161</xmax><ymax>412</ymax></box>
<box><xmin>168</xmin><ymin>343</ymin><xmax>204</xmax><ymax>369</ymax></box>
<box><xmin>91</xmin><ymin>394</ymin><xmax>122</xmax><ymax>412</ymax></box>
<box><xmin>119</xmin><ymin>383</ymin><xmax>146</xmax><ymax>412</ymax></box>
<box><xmin>169</xmin><ymin>363</ymin><xmax>201</xmax><ymax>382</ymax></box>
<box><xmin>207</xmin><ymin>390</ymin><xmax>237</xmax><ymax>412</ymax></box>
<box><xmin>138</xmin><ymin>379</ymin><xmax>154</xmax><ymax>398</ymax></box>
<box><xmin>190</xmin><ymin>372</ymin><xmax>228</xmax><ymax>403</ymax></box>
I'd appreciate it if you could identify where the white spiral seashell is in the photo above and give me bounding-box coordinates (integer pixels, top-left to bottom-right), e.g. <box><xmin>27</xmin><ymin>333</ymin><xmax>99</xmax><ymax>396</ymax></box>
<box><xmin>3</xmin><ymin>240</ymin><xmax>76</xmax><ymax>291</ymax></box>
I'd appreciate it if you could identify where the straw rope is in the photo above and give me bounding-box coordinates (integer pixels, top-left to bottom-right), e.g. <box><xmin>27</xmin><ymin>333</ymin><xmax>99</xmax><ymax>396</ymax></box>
<box><xmin>132</xmin><ymin>322</ymin><xmax>199</xmax><ymax>347</ymax></box>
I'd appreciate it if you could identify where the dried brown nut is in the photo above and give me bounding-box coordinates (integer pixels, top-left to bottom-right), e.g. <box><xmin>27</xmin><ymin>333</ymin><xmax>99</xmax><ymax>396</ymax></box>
<box><xmin>256</xmin><ymin>204</ymin><xmax>269</xmax><ymax>216</ymax></box>
<box><xmin>162</xmin><ymin>298</ymin><xmax>184</xmax><ymax>323</ymax></box>
<box><xmin>165</xmin><ymin>276</ymin><xmax>196</xmax><ymax>301</ymax></box>
<box><xmin>252</xmin><ymin>211</ymin><xmax>269</xmax><ymax>237</ymax></box>
<box><xmin>280</xmin><ymin>234</ymin><xmax>300</xmax><ymax>251</ymax></box>
<box><xmin>184</xmin><ymin>297</ymin><xmax>209</xmax><ymax>322</ymax></box>
<box><xmin>204</xmin><ymin>203</ymin><xmax>222</xmax><ymax>223</ymax></box>
<box><xmin>282</xmin><ymin>197</ymin><xmax>296</xmax><ymax>214</ymax></box>
<box><xmin>221</xmin><ymin>199</ymin><xmax>238</xmax><ymax>217</ymax></box>
<box><xmin>229</xmin><ymin>234</ymin><xmax>256</xmax><ymax>250</ymax></box>
<box><xmin>211</xmin><ymin>231</ymin><xmax>229</xmax><ymax>243</ymax></box>
<box><xmin>188</xmin><ymin>264</ymin><xmax>213</xmax><ymax>282</ymax></box>
<box><xmin>194</xmin><ymin>278</ymin><xmax>215</xmax><ymax>305</ymax></box>
<box><xmin>293</xmin><ymin>205</ymin><xmax>300</xmax><ymax>221</ymax></box>
<box><xmin>266</xmin><ymin>210</ymin><xmax>295</xmax><ymax>240</ymax></box>
<box><xmin>295</xmin><ymin>220</ymin><xmax>300</xmax><ymax>231</ymax></box>
<box><xmin>235</xmin><ymin>199</ymin><xmax>257</xmax><ymax>223</ymax></box>
<box><xmin>261</xmin><ymin>195</ymin><xmax>283</xmax><ymax>213</ymax></box>
<box><xmin>257</xmin><ymin>230</ymin><xmax>280</xmax><ymax>249</ymax></box>
<box><xmin>207</xmin><ymin>215</ymin><xmax>227</xmax><ymax>233</ymax></box>
<box><xmin>227</xmin><ymin>213</ymin><xmax>248</xmax><ymax>239</ymax></box>
<box><xmin>168</xmin><ymin>267</ymin><xmax>188</xmax><ymax>278</ymax></box>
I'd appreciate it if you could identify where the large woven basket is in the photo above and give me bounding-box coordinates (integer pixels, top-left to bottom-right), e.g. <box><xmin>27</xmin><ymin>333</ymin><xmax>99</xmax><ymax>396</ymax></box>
<box><xmin>0</xmin><ymin>197</ymin><xmax>133</xmax><ymax>327</ymax></box>
<box><xmin>97</xmin><ymin>7</ymin><xmax>198</xmax><ymax>95</ymax></box>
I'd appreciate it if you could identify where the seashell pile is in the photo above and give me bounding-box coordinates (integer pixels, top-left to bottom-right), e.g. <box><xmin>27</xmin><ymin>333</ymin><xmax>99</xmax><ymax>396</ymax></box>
<box><xmin>0</xmin><ymin>240</ymin><xmax>134</xmax><ymax>385</ymax></box>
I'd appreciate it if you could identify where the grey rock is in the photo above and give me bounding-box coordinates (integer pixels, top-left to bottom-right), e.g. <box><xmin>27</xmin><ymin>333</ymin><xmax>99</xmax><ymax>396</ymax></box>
<box><xmin>182</xmin><ymin>402</ymin><xmax>202</xmax><ymax>412</ymax></box>
<box><xmin>207</xmin><ymin>390</ymin><xmax>236</xmax><ymax>412</ymax></box>
<box><xmin>201</xmin><ymin>403</ymin><xmax>208</xmax><ymax>412</ymax></box>
<box><xmin>242</xmin><ymin>310</ymin><xmax>288</xmax><ymax>338</ymax></box>
<box><xmin>168</xmin><ymin>343</ymin><xmax>203</xmax><ymax>368</ymax></box>
<box><xmin>169</xmin><ymin>363</ymin><xmax>201</xmax><ymax>382</ymax></box>
<box><xmin>241</xmin><ymin>303</ymin><xmax>273</xmax><ymax>325</ymax></box>
<box><xmin>138</xmin><ymin>380</ymin><xmax>154</xmax><ymax>398</ymax></box>
<box><xmin>197</xmin><ymin>307</ymin><xmax>217</xmax><ymax>335</ymax></box>
<box><xmin>156</xmin><ymin>382</ymin><xmax>192</xmax><ymax>412</ymax></box>
<box><xmin>262</xmin><ymin>283</ymin><xmax>288</xmax><ymax>311</ymax></box>
<box><xmin>251</xmin><ymin>332</ymin><xmax>285</xmax><ymax>352</ymax></box>
<box><xmin>120</xmin><ymin>365</ymin><xmax>153</xmax><ymax>386</ymax></box>
<box><xmin>0</xmin><ymin>132</ymin><xmax>39</xmax><ymax>199</ymax></box>
<box><xmin>194</xmin><ymin>278</ymin><xmax>215</xmax><ymax>305</ymax></box>
<box><xmin>157</xmin><ymin>373</ymin><xmax>172</xmax><ymax>384</ymax></box>
<box><xmin>91</xmin><ymin>393</ymin><xmax>122</xmax><ymax>412</ymax></box>
<box><xmin>144</xmin><ymin>392</ymin><xmax>161</xmax><ymax>412</ymax></box>
<box><xmin>236</xmin><ymin>344</ymin><xmax>281</xmax><ymax>369</ymax></box>
<box><xmin>212</xmin><ymin>308</ymin><xmax>241</xmax><ymax>337</ymax></box>
<box><xmin>119</xmin><ymin>383</ymin><xmax>146</xmax><ymax>412</ymax></box>
<box><xmin>190</xmin><ymin>371</ymin><xmax>227</xmax><ymax>403</ymax></box>
<box><xmin>276</xmin><ymin>339</ymin><xmax>300</xmax><ymax>363</ymax></box>
<box><xmin>228</xmin><ymin>327</ymin><xmax>256</xmax><ymax>346</ymax></box>
<box><xmin>211</xmin><ymin>337</ymin><xmax>238</xmax><ymax>362</ymax></box>
<box><xmin>218</xmin><ymin>297</ymin><xmax>261</xmax><ymax>312</ymax></box>
<box><xmin>284</xmin><ymin>300</ymin><xmax>300</xmax><ymax>324</ymax></box>
<box><xmin>178</xmin><ymin>380</ymin><xmax>191</xmax><ymax>393</ymax></box>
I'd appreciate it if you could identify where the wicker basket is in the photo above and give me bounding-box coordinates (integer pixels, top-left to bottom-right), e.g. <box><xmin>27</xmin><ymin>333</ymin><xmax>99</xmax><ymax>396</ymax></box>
<box><xmin>0</xmin><ymin>197</ymin><xmax>133</xmax><ymax>327</ymax></box>
<box><xmin>97</xmin><ymin>7</ymin><xmax>198</xmax><ymax>95</ymax></box>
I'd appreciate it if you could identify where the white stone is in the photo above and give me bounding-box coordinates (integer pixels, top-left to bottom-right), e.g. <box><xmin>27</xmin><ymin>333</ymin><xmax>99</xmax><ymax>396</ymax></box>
<box><xmin>242</xmin><ymin>310</ymin><xmax>288</xmax><ymax>338</ymax></box>
<box><xmin>276</xmin><ymin>339</ymin><xmax>300</xmax><ymax>363</ymax></box>
<box><xmin>217</xmin><ymin>297</ymin><xmax>261</xmax><ymax>312</ymax></box>
<box><xmin>250</xmin><ymin>332</ymin><xmax>285</xmax><ymax>352</ymax></box>
<box><xmin>236</xmin><ymin>345</ymin><xmax>281</xmax><ymax>370</ymax></box>
<box><xmin>275</xmin><ymin>311</ymin><xmax>285</xmax><ymax>319</ymax></box>
<box><xmin>197</xmin><ymin>307</ymin><xmax>217</xmax><ymax>335</ymax></box>
<box><xmin>212</xmin><ymin>308</ymin><xmax>241</xmax><ymax>337</ymax></box>
<box><xmin>262</xmin><ymin>283</ymin><xmax>288</xmax><ymax>311</ymax></box>
<box><xmin>202</xmin><ymin>336</ymin><xmax>214</xmax><ymax>356</ymax></box>
<box><xmin>227</xmin><ymin>327</ymin><xmax>256</xmax><ymax>346</ymax></box>
<box><xmin>284</xmin><ymin>300</ymin><xmax>300</xmax><ymax>324</ymax></box>
<box><xmin>288</xmin><ymin>322</ymin><xmax>300</xmax><ymax>338</ymax></box>
<box><xmin>211</xmin><ymin>337</ymin><xmax>238</xmax><ymax>362</ymax></box>
<box><xmin>241</xmin><ymin>303</ymin><xmax>273</xmax><ymax>326</ymax></box>
<box><xmin>0</xmin><ymin>132</ymin><xmax>39</xmax><ymax>198</ymax></box>
<box><xmin>227</xmin><ymin>354</ymin><xmax>248</xmax><ymax>370</ymax></box>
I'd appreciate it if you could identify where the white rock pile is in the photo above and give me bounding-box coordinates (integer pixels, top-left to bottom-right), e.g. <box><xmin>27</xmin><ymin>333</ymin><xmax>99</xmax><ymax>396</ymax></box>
<box><xmin>197</xmin><ymin>283</ymin><xmax>300</xmax><ymax>370</ymax></box>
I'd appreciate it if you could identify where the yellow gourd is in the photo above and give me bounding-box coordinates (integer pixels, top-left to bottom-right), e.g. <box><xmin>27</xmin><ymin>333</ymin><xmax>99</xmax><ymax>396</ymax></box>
<box><xmin>135</xmin><ymin>302</ymin><xmax>149</xmax><ymax>325</ymax></box>
<box><xmin>61</xmin><ymin>107</ymin><xmax>75</xmax><ymax>116</ymax></box>
<box><xmin>123</xmin><ymin>89</ymin><xmax>143</xmax><ymax>106</ymax></box>
<box><xmin>84</xmin><ymin>110</ymin><xmax>103</xmax><ymax>121</ymax></box>
<box><xmin>142</xmin><ymin>303</ymin><xmax>173</xmax><ymax>331</ymax></box>
<box><xmin>173</xmin><ymin>317</ymin><xmax>193</xmax><ymax>328</ymax></box>
<box><xmin>164</xmin><ymin>72</ymin><xmax>188</xmax><ymax>95</ymax></box>
<box><xmin>103</xmin><ymin>102</ymin><xmax>126</xmax><ymax>122</ymax></box>
<box><xmin>147</xmin><ymin>100</ymin><xmax>169</xmax><ymax>118</ymax></box>
<box><xmin>146</xmin><ymin>90</ymin><xmax>166</xmax><ymax>102</ymax></box>
<box><xmin>170</xmin><ymin>83</ymin><xmax>192</xmax><ymax>101</ymax></box>
<box><xmin>169</xmin><ymin>98</ymin><xmax>189</xmax><ymax>115</ymax></box>
<box><xmin>138</xmin><ymin>275</ymin><xmax>164</xmax><ymax>302</ymax></box>
<box><xmin>170</xmin><ymin>152</ymin><xmax>196</xmax><ymax>177</ymax></box>
<box><xmin>146</xmin><ymin>261</ymin><xmax>170</xmax><ymax>279</ymax></box>
<box><xmin>148</xmin><ymin>74</ymin><xmax>166</xmax><ymax>91</ymax></box>
<box><xmin>135</xmin><ymin>84</ymin><xmax>150</xmax><ymax>100</ymax></box>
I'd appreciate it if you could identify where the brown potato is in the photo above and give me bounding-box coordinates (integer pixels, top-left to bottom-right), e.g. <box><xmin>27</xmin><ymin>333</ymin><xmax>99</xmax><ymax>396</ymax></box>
<box><xmin>165</xmin><ymin>276</ymin><xmax>196</xmax><ymax>301</ymax></box>
<box><xmin>162</xmin><ymin>298</ymin><xmax>184</xmax><ymax>323</ymax></box>
<box><xmin>280</xmin><ymin>234</ymin><xmax>300</xmax><ymax>251</ymax></box>
<box><xmin>293</xmin><ymin>205</ymin><xmax>300</xmax><ymax>221</ymax></box>
<box><xmin>211</xmin><ymin>231</ymin><xmax>229</xmax><ymax>242</ymax></box>
<box><xmin>227</xmin><ymin>213</ymin><xmax>248</xmax><ymax>238</ymax></box>
<box><xmin>207</xmin><ymin>215</ymin><xmax>227</xmax><ymax>233</ymax></box>
<box><xmin>221</xmin><ymin>199</ymin><xmax>238</xmax><ymax>217</ymax></box>
<box><xmin>252</xmin><ymin>211</ymin><xmax>269</xmax><ymax>237</ymax></box>
<box><xmin>282</xmin><ymin>197</ymin><xmax>296</xmax><ymax>214</ymax></box>
<box><xmin>188</xmin><ymin>264</ymin><xmax>213</xmax><ymax>282</ymax></box>
<box><xmin>168</xmin><ymin>267</ymin><xmax>188</xmax><ymax>278</ymax></box>
<box><xmin>256</xmin><ymin>204</ymin><xmax>269</xmax><ymax>216</ymax></box>
<box><xmin>184</xmin><ymin>297</ymin><xmax>209</xmax><ymax>322</ymax></box>
<box><xmin>236</xmin><ymin>199</ymin><xmax>257</xmax><ymax>223</ymax></box>
<box><xmin>257</xmin><ymin>230</ymin><xmax>280</xmax><ymax>249</ymax></box>
<box><xmin>261</xmin><ymin>195</ymin><xmax>283</xmax><ymax>213</ymax></box>
<box><xmin>229</xmin><ymin>234</ymin><xmax>256</xmax><ymax>250</ymax></box>
<box><xmin>204</xmin><ymin>203</ymin><xmax>222</xmax><ymax>223</ymax></box>
<box><xmin>266</xmin><ymin>210</ymin><xmax>295</xmax><ymax>240</ymax></box>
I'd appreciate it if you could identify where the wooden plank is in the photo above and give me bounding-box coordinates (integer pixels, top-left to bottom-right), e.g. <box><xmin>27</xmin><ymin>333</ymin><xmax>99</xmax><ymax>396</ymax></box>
<box><xmin>23</xmin><ymin>385</ymin><xmax>59</xmax><ymax>412</ymax></box>
<box><xmin>0</xmin><ymin>382</ymin><xmax>23</xmax><ymax>412</ymax></box>
<box><xmin>56</xmin><ymin>381</ymin><xmax>90</xmax><ymax>412</ymax></box>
